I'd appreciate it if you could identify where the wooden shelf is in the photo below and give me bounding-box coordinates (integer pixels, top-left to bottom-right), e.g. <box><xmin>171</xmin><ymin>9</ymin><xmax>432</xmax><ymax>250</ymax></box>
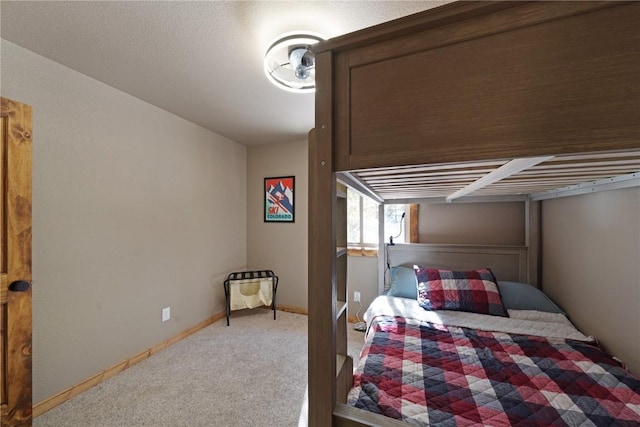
<box><xmin>335</xmin><ymin>354</ymin><xmax>353</xmax><ymax>404</ymax></box>
<box><xmin>336</xmin><ymin>300</ymin><xmax>347</xmax><ymax>319</ymax></box>
<box><xmin>336</xmin><ymin>354</ymin><xmax>352</xmax><ymax>380</ymax></box>
<box><xmin>336</xmin><ymin>354</ymin><xmax>347</xmax><ymax>375</ymax></box>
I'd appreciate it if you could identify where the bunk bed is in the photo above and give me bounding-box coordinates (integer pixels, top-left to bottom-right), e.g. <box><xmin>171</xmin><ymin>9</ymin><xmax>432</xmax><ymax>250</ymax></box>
<box><xmin>308</xmin><ymin>2</ymin><xmax>640</xmax><ymax>426</ymax></box>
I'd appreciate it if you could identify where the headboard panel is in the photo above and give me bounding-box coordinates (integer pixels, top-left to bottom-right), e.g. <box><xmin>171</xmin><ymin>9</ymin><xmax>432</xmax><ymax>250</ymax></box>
<box><xmin>383</xmin><ymin>243</ymin><xmax>528</xmax><ymax>293</ymax></box>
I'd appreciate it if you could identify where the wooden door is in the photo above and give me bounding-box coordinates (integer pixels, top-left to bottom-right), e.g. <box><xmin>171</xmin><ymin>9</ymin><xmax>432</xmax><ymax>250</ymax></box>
<box><xmin>1</xmin><ymin>97</ymin><xmax>33</xmax><ymax>426</ymax></box>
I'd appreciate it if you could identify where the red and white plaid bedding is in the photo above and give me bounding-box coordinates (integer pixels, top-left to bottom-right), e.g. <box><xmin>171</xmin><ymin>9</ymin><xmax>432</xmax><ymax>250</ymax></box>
<box><xmin>348</xmin><ymin>311</ymin><xmax>640</xmax><ymax>426</ymax></box>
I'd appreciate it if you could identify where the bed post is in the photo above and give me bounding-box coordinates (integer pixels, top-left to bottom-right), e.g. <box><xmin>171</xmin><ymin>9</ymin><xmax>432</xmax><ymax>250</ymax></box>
<box><xmin>525</xmin><ymin>199</ymin><xmax>541</xmax><ymax>287</ymax></box>
<box><xmin>378</xmin><ymin>204</ymin><xmax>386</xmax><ymax>294</ymax></box>
<box><xmin>309</xmin><ymin>49</ymin><xmax>337</xmax><ymax>427</ymax></box>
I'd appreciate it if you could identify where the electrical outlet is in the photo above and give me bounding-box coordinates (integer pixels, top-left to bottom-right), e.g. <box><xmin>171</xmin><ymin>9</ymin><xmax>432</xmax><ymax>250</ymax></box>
<box><xmin>162</xmin><ymin>307</ymin><xmax>170</xmax><ymax>322</ymax></box>
<box><xmin>353</xmin><ymin>291</ymin><xmax>361</xmax><ymax>303</ymax></box>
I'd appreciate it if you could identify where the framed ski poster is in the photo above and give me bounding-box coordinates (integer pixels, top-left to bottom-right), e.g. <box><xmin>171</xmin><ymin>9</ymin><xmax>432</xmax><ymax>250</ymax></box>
<box><xmin>264</xmin><ymin>176</ymin><xmax>295</xmax><ymax>223</ymax></box>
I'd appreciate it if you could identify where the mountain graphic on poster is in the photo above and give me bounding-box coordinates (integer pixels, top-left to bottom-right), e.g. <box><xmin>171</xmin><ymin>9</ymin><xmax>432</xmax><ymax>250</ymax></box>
<box><xmin>267</xmin><ymin>181</ymin><xmax>293</xmax><ymax>214</ymax></box>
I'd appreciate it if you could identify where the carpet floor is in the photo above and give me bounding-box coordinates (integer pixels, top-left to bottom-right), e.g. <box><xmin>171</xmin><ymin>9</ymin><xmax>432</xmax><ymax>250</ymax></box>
<box><xmin>34</xmin><ymin>309</ymin><xmax>366</xmax><ymax>427</ymax></box>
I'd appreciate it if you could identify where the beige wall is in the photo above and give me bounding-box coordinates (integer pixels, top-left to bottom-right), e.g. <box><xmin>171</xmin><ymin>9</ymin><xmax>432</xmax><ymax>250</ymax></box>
<box><xmin>246</xmin><ymin>140</ymin><xmax>308</xmax><ymax>309</ymax></box>
<box><xmin>2</xmin><ymin>40</ymin><xmax>248</xmax><ymax>403</ymax></box>
<box><xmin>347</xmin><ymin>256</ymin><xmax>378</xmax><ymax>321</ymax></box>
<box><xmin>542</xmin><ymin>187</ymin><xmax>640</xmax><ymax>376</ymax></box>
<box><xmin>419</xmin><ymin>202</ymin><xmax>525</xmax><ymax>245</ymax></box>
<box><xmin>347</xmin><ymin>202</ymin><xmax>526</xmax><ymax>318</ymax></box>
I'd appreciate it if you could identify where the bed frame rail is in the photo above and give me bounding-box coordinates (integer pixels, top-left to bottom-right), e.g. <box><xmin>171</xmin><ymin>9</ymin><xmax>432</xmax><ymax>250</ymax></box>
<box><xmin>334</xmin><ymin>404</ymin><xmax>410</xmax><ymax>427</ymax></box>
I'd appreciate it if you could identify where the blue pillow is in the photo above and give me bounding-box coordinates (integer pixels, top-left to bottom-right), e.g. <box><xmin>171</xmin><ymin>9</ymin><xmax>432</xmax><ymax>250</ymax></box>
<box><xmin>387</xmin><ymin>266</ymin><xmax>418</xmax><ymax>299</ymax></box>
<box><xmin>497</xmin><ymin>281</ymin><xmax>565</xmax><ymax>314</ymax></box>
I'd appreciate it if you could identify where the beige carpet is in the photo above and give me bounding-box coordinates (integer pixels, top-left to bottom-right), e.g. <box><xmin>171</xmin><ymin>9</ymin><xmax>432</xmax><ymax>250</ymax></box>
<box><xmin>35</xmin><ymin>309</ymin><xmax>366</xmax><ymax>427</ymax></box>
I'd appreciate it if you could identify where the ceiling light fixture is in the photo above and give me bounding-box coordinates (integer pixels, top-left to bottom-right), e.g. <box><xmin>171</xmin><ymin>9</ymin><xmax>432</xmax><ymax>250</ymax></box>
<box><xmin>264</xmin><ymin>32</ymin><xmax>325</xmax><ymax>93</ymax></box>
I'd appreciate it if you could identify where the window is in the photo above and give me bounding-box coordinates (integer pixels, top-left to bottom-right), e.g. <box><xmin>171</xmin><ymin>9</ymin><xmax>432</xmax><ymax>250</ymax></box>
<box><xmin>347</xmin><ymin>188</ymin><xmax>408</xmax><ymax>253</ymax></box>
<box><xmin>347</xmin><ymin>188</ymin><xmax>379</xmax><ymax>249</ymax></box>
<box><xmin>384</xmin><ymin>204</ymin><xmax>406</xmax><ymax>245</ymax></box>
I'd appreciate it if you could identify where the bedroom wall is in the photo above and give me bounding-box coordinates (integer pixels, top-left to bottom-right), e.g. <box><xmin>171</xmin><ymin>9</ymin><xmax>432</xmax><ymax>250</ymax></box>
<box><xmin>246</xmin><ymin>139</ymin><xmax>308</xmax><ymax>310</ymax></box>
<box><xmin>541</xmin><ymin>187</ymin><xmax>640</xmax><ymax>376</ymax></box>
<box><xmin>418</xmin><ymin>202</ymin><xmax>525</xmax><ymax>245</ymax></box>
<box><xmin>347</xmin><ymin>256</ymin><xmax>378</xmax><ymax>322</ymax></box>
<box><xmin>345</xmin><ymin>202</ymin><xmax>526</xmax><ymax>317</ymax></box>
<box><xmin>246</xmin><ymin>141</ymin><xmax>380</xmax><ymax>317</ymax></box>
<box><xmin>1</xmin><ymin>40</ymin><xmax>248</xmax><ymax>403</ymax></box>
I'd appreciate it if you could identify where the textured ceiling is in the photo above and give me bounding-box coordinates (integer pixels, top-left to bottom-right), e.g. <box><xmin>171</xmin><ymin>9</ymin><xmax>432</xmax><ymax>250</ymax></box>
<box><xmin>1</xmin><ymin>1</ymin><xmax>450</xmax><ymax>145</ymax></box>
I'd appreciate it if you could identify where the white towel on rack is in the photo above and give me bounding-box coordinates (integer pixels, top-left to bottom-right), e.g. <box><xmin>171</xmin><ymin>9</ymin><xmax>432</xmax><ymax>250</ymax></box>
<box><xmin>229</xmin><ymin>278</ymin><xmax>273</xmax><ymax>310</ymax></box>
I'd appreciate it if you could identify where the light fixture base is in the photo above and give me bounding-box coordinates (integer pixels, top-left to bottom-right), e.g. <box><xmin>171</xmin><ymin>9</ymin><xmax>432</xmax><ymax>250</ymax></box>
<box><xmin>264</xmin><ymin>32</ymin><xmax>325</xmax><ymax>93</ymax></box>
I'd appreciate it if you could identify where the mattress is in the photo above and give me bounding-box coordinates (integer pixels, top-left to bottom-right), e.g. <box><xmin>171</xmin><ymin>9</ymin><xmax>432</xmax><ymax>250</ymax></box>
<box><xmin>348</xmin><ymin>296</ymin><xmax>640</xmax><ymax>426</ymax></box>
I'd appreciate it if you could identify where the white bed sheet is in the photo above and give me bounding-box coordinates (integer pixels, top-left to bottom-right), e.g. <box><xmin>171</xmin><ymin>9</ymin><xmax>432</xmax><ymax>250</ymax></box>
<box><xmin>364</xmin><ymin>295</ymin><xmax>592</xmax><ymax>342</ymax></box>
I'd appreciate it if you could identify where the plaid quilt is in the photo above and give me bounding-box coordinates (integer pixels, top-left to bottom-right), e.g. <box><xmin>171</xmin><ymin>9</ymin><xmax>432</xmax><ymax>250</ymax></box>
<box><xmin>348</xmin><ymin>316</ymin><xmax>640</xmax><ymax>426</ymax></box>
<box><xmin>415</xmin><ymin>268</ymin><xmax>508</xmax><ymax>317</ymax></box>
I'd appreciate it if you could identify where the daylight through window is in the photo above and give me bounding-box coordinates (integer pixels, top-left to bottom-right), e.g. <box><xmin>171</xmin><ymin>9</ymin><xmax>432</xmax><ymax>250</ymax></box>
<box><xmin>385</xmin><ymin>204</ymin><xmax>406</xmax><ymax>245</ymax></box>
<box><xmin>347</xmin><ymin>188</ymin><xmax>406</xmax><ymax>250</ymax></box>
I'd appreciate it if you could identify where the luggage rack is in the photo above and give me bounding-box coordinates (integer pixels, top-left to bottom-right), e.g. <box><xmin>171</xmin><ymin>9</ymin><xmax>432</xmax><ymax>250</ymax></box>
<box><xmin>223</xmin><ymin>270</ymin><xmax>278</xmax><ymax>326</ymax></box>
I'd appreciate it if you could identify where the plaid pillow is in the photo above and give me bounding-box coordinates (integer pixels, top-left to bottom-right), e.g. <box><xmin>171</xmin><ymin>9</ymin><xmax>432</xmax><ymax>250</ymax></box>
<box><xmin>415</xmin><ymin>267</ymin><xmax>508</xmax><ymax>317</ymax></box>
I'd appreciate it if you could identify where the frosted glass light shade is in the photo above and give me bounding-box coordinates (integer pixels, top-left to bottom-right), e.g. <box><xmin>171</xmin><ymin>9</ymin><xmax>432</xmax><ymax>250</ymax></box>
<box><xmin>264</xmin><ymin>33</ymin><xmax>325</xmax><ymax>93</ymax></box>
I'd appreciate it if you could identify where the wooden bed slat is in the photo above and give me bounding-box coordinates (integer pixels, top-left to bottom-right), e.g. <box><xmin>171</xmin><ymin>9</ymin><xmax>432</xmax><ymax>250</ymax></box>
<box><xmin>356</xmin><ymin>149</ymin><xmax>640</xmax><ymax>200</ymax></box>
